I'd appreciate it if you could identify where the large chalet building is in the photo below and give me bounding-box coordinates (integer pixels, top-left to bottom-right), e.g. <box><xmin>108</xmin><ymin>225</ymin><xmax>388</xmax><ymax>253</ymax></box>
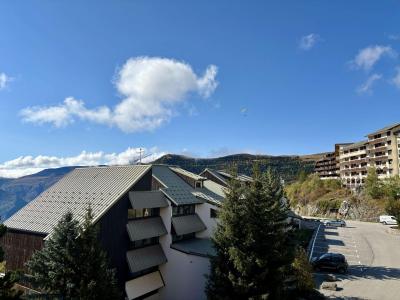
<box><xmin>1</xmin><ymin>164</ymin><xmax>231</xmax><ymax>300</ymax></box>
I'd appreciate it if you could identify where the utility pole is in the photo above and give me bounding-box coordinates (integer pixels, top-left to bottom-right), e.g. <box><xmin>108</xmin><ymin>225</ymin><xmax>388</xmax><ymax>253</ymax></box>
<box><xmin>137</xmin><ymin>148</ymin><xmax>144</xmax><ymax>164</ymax></box>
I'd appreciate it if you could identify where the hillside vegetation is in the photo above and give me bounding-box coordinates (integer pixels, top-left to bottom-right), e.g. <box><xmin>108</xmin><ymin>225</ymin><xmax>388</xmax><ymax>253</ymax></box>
<box><xmin>154</xmin><ymin>153</ymin><xmax>322</xmax><ymax>182</ymax></box>
<box><xmin>285</xmin><ymin>169</ymin><xmax>400</xmax><ymax>221</ymax></box>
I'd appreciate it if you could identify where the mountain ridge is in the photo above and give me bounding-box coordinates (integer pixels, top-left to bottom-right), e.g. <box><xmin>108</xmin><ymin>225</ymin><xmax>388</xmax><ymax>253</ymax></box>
<box><xmin>0</xmin><ymin>153</ymin><xmax>323</xmax><ymax>220</ymax></box>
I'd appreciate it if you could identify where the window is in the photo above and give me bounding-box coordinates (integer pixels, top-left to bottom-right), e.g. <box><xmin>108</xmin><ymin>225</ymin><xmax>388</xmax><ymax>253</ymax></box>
<box><xmin>128</xmin><ymin>208</ymin><xmax>159</xmax><ymax>219</ymax></box>
<box><xmin>172</xmin><ymin>232</ymin><xmax>195</xmax><ymax>243</ymax></box>
<box><xmin>131</xmin><ymin>237</ymin><xmax>159</xmax><ymax>249</ymax></box>
<box><xmin>172</xmin><ymin>204</ymin><xmax>195</xmax><ymax>216</ymax></box>
<box><xmin>210</xmin><ymin>208</ymin><xmax>218</xmax><ymax>218</ymax></box>
<box><xmin>195</xmin><ymin>181</ymin><xmax>202</xmax><ymax>188</ymax></box>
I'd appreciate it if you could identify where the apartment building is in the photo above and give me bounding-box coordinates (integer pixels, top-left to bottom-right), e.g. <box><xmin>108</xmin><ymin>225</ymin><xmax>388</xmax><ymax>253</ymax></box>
<box><xmin>338</xmin><ymin>123</ymin><xmax>400</xmax><ymax>189</ymax></box>
<box><xmin>366</xmin><ymin>123</ymin><xmax>400</xmax><ymax>179</ymax></box>
<box><xmin>1</xmin><ymin>165</ymin><xmax>226</xmax><ymax>300</ymax></box>
<box><xmin>315</xmin><ymin>144</ymin><xmax>352</xmax><ymax>180</ymax></box>
<box><xmin>339</xmin><ymin>141</ymin><xmax>369</xmax><ymax>189</ymax></box>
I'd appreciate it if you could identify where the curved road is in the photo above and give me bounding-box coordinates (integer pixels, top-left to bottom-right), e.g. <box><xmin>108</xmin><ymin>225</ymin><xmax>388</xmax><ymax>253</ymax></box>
<box><xmin>318</xmin><ymin>221</ymin><xmax>400</xmax><ymax>300</ymax></box>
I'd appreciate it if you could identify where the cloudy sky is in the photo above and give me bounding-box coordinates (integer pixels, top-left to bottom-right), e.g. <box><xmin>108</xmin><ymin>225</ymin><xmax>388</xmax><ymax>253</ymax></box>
<box><xmin>0</xmin><ymin>1</ymin><xmax>399</xmax><ymax>177</ymax></box>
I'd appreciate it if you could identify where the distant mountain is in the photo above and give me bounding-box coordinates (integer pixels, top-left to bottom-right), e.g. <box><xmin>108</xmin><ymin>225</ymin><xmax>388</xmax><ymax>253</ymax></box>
<box><xmin>0</xmin><ymin>152</ymin><xmax>323</xmax><ymax>221</ymax></box>
<box><xmin>0</xmin><ymin>166</ymin><xmax>77</xmax><ymax>220</ymax></box>
<box><xmin>154</xmin><ymin>153</ymin><xmax>321</xmax><ymax>182</ymax></box>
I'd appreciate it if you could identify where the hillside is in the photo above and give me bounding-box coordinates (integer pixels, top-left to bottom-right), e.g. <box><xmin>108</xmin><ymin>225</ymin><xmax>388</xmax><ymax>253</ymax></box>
<box><xmin>0</xmin><ymin>153</ymin><xmax>323</xmax><ymax>220</ymax></box>
<box><xmin>0</xmin><ymin>166</ymin><xmax>76</xmax><ymax>220</ymax></box>
<box><xmin>154</xmin><ymin>153</ymin><xmax>320</xmax><ymax>182</ymax></box>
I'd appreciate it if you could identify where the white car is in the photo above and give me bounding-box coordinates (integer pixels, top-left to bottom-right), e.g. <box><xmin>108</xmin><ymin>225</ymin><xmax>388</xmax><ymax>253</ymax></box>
<box><xmin>322</xmin><ymin>219</ymin><xmax>346</xmax><ymax>227</ymax></box>
<box><xmin>379</xmin><ymin>215</ymin><xmax>397</xmax><ymax>225</ymax></box>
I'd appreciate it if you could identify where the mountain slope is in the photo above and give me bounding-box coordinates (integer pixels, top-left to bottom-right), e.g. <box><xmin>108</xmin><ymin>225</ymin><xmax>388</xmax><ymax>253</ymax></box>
<box><xmin>153</xmin><ymin>153</ymin><xmax>320</xmax><ymax>182</ymax></box>
<box><xmin>0</xmin><ymin>166</ymin><xmax>77</xmax><ymax>220</ymax></box>
<box><xmin>0</xmin><ymin>153</ymin><xmax>323</xmax><ymax>221</ymax></box>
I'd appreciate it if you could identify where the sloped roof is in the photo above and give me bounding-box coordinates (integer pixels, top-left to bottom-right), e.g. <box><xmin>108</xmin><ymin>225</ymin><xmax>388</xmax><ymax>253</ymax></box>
<box><xmin>203</xmin><ymin>180</ymin><xmax>228</xmax><ymax>199</ymax></box>
<box><xmin>152</xmin><ymin>165</ymin><xmax>204</xmax><ymax>205</ymax></box>
<box><xmin>152</xmin><ymin>165</ymin><xmax>225</xmax><ymax>206</ymax></box>
<box><xmin>367</xmin><ymin>123</ymin><xmax>400</xmax><ymax>136</ymax></box>
<box><xmin>217</xmin><ymin>170</ymin><xmax>253</xmax><ymax>182</ymax></box>
<box><xmin>170</xmin><ymin>166</ymin><xmax>206</xmax><ymax>181</ymax></box>
<box><xmin>200</xmin><ymin>168</ymin><xmax>228</xmax><ymax>185</ymax></box>
<box><xmin>5</xmin><ymin>165</ymin><xmax>151</xmax><ymax>236</ymax></box>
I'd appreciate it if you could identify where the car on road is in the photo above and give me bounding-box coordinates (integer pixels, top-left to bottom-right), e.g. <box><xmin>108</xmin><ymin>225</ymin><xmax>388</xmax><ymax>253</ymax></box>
<box><xmin>322</xmin><ymin>219</ymin><xmax>346</xmax><ymax>227</ymax></box>
<box><xmin>311</xmin><ymin>253</ymin><xmax>348</xmax><ymax>274</ymax></box>
<box><xmin>379</xmin><ymin>215</ymin><xmax>397</xmax><ymax>225</ymax></box>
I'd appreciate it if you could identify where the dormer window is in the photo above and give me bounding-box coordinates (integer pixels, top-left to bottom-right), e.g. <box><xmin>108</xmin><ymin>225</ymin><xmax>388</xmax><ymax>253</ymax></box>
<box><xmin>195</xmin><ymin>181</ymin><xmax>202</xmax><ymax>188</ymax></box>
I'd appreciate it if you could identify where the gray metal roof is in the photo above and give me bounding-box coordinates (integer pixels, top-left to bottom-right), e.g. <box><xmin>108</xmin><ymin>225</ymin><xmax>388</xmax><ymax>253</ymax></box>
<box><xmin>192</xmin><ymin>187</ymin><xmax>224</xmax><ymax>206</ymax></box>
<box><xmin>4</xmin><ymin>165</ymin><xmax>151</xmax><ymax>236</ymax></box>
<box><xmin>126</xmin><ymin>217</ymin><xmax>167</xmax><ymax>241</ymax></box>
<box><xmin>172</xmin><ymin>214</ymin><xmax>206</xmax><ymax>235</ymax></box>
<box><xmin>126</xmin><ymin>244</ymin><xmax>167</xmax><ymax>273</ymax></box>
<box><xmin>200</xmin><ymin>168</ymin><xmax>228</xmax><ymax>185</ymax></box>
<box><xmin>152</xmin><ymin>165</ymin><xmax>204</xmax><ymax>205</ymax></box>
<box><xmin>217</xmin><ymin>170</ymin><xmax>253</xmax><ymax>182</ymax></box>
<box><xmin>203</xmin><ymin>180</ymin><xmax>228</xmax><ymax>199</ymax></box>
<box><xmin>170</xmin><ymin>167</ymin><xmax>206</xmax><ymax>181</ymax></box>
<box><xmin>129</xmin><ymin>191</ymin><xmax>168</xmax><ymax>209</ymax></box>
<box><xmin>171</xmin><ymin>238</ymin><xmax>216</xmax><ymax>257</ymax></box>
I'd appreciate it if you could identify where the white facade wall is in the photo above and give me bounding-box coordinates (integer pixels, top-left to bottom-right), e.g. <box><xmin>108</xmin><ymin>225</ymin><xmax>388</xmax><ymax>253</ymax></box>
<box><xmin>156</xmin><ymin>201</ymin><xmax>218</xmax><ymax>300</ymax></box>
<box><xmin>195</xmin><ymin>202</ymin><xmax>219</xmax><ymax>239</ymax></box>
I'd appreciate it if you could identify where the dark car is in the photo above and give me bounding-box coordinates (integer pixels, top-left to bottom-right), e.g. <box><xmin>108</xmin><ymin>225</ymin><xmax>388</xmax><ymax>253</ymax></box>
<box><xmin>311</xmin><ymin>253</ymin><xmax>348</xmax><ymax>274</ymax></box>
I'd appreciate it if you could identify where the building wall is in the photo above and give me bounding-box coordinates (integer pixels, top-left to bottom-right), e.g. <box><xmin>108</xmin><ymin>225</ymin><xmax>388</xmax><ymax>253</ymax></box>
<box><xmin>157</xmin><ymin>201</ymin><xmax>212</xmax><ymax>300</ymax></box>
<box><xmin>195</xmin><ymin>202</ymin><xmax>219</xmax><ymax>239</ymax></box>
<box><xmin>97</xmin><ymin>169</ymin><xmax>152</xmax><ymax>289</ymax></box>
<box><xmin>0</xmin><ymin>229</ymin><xmax>46</xmax><ymax>271</ymax></box>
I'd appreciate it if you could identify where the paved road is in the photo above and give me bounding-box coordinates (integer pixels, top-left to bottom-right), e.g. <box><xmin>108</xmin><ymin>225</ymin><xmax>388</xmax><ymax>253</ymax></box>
<box><xmin>311</xmin><ymin>220</ymin><xmax>400</xmax><ymax>300</ymax></box>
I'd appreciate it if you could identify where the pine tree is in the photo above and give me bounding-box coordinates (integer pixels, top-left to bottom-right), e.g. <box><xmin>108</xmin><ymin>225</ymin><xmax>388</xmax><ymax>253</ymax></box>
<box><xmin>26</xmin><ymin>212</ymin><xmax>80</xmax><ymax>298</ymax></box>
<box><xmin>76</xmin><ymin>207</ymin><xmax>120</xmax><ymax>300</ymax></box>
<box><xmin>206</xmin><ymin>166</ymin><xmax>294</xmax><ymax>300</ymax></box>
<box><xmin>0</xmin><ymin>224</ymin><xmax>22</xmax><ymax>300</ymax></box>
<box><xmin>27</xmin><ymin>208</ymin><xmax>121</xmax><ymax>299</ymax></box>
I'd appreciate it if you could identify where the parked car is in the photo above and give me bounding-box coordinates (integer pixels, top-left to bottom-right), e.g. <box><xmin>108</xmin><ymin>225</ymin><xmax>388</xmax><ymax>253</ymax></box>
<box><xmin>322</xmin><ymin>219</ymin><xmax>346</xmax><ymax>227</ymax></box>
<box><xmin>311</xmin><ymin>253</ymin><xmax>348</xmax><ymax>274</ymax></box>
<box><xmin>379</xmin><ymin>215</ymin><xmax>397</xmax><ymax>225</ymax></box>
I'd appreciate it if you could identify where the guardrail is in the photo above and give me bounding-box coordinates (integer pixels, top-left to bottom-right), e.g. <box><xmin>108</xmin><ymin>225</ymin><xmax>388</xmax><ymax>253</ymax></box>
<box><xmin>308</xmin><ymin>223</ymin><xmax>321</xmax><ymax>261</ymax></box>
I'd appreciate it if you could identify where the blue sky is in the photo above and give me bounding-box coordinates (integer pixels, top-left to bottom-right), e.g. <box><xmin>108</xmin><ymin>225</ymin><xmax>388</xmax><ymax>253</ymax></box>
<box><xmin>0</xmin><ymin>0</ymin><xmax>400</xmax><ymax>177</ymax></box>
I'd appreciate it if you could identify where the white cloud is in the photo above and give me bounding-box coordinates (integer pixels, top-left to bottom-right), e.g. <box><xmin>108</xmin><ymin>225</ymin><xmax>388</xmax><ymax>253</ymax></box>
<box><xmin>0</xmin><ymin>147</ymin><xmax>166</xmax><ymax>178</ymax></box>
<box><xmin>351</xmin><ymin>45</ymin><xmax>396</xmax><ymax>71</ymax></box>
<box><xmin>299</xmin><ymin>34</ymin><xmax>320</xmax><ymax>50</ymax></box>
<box><xmin>357</xmin><ymin>73</ymin><xmax>382</xmax><ymax>94</ymax></box>
<box><xmin>392</xmin><ymin>67</ymin><xmax>400</xmax><ymax>89</ymax></box>
<box><xmin>0</xmin><ymin>72</ymin><xmax>13</xmax><ymax>90</ymax></box>
<box><xmin>20</xmin><ymin>57</ymin><xmax>218</xmax><ymax>132</ymax></box>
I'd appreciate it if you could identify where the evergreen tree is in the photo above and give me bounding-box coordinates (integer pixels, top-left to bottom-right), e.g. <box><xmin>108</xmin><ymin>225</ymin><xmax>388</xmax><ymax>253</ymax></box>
<box><xmin>206</xmin><ymin>166</ymin><xmax>294</xmax><ymax>300</ymax></box>
<box><xmin>26</xmin><ymin>212</ymin><xmax>80</xmax><ymax>298</ymax></box>
<box><xmin>364</xmin><ymin>167</ymin><xmax>383</xmax><ymax>199</ymax></box>
<box><xmin>27</xmin><ymin>208</ymin><xmax>120</xmax><ymax>299</ymax></box>
<box><xmin>0</xmin><ymin>224</ymin><xmax>22</xmax><ymax>300</ymax></box>
<box><xmin>76</xmin><ymin>207</ymin><xmax>120</xmax><ymax>300</ymax></box>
